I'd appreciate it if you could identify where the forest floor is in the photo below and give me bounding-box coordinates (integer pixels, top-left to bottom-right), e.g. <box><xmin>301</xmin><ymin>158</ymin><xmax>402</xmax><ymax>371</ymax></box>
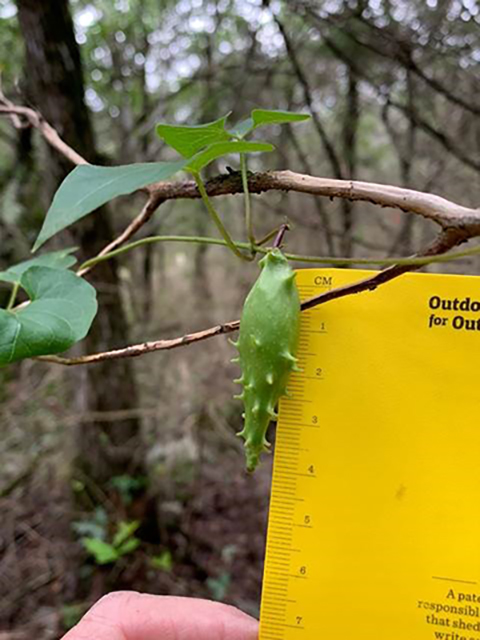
<box><xmin>0</xmin><ymin>366</ymin><xmax>271</xmax><ymax>639</ymax></box>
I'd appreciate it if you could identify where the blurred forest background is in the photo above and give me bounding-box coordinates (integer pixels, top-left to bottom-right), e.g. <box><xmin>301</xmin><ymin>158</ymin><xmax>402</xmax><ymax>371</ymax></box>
<box><xmin>0</xmin><ymin>0</ymin><xmax>479</xmax><ymax>637</ymax></box>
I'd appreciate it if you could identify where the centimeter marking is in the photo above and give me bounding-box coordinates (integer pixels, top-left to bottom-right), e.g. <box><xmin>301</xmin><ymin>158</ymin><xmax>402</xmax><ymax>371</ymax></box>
<box><xmin>260</xmin><ymin>279</ymin><xmax>329</xmax><ymax>639</ymax></box>
<box><xmin>260</xmin><ymin>412</ymin><xmax>302</xmax><ymax>639</ymax></box>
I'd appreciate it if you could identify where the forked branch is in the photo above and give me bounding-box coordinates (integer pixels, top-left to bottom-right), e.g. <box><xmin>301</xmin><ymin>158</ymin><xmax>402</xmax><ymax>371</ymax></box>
<box><xmin>1</xmin><ymin>100</ymin><xmax>479</xmax><ymax>367</ymax></box>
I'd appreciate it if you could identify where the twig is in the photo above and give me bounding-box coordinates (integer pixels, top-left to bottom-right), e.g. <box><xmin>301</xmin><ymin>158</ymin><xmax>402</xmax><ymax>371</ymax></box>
<box><xmin>0</xmin><ymin>104</ymin><xmax>87</xmax><ymax>166</ymax></box>
<box><xmin>0</xmin><ymin>98</ymin><xmax>172</xmax><ymax>265</ymax></box>
<box><xmin>2</xmin><ymin>97</ymin><xmax>479</xmax><ymax>370</ymax></box>
<box><xmin>301</xmin><ymin>228</ymin><xmax>468</xmax><ymax>311</ymax></box>
<box><xmin>36</xmin><ymin>228</ymin><xmax>472</xmax><ymax>367</ymax></box>
<box><xmin>273</xmin><ymin>224</ymin><xmax>290</xmax><ymax>249</ymax></box>
<box><xmin>3</xmin><ymin>97</ymin><xmax>478</xmax><ymax>273</ymax></box>
<box><xmin>77</xmin><ymin>192</ymin><xmax>166</xmax><ymax>276</ymax></box>
<box><xmin>37</xmin><ymin>320</ymin><xmax>241</xmax><ymax>365</ymax></box>
<box><xmin>142</xmin><ymin>170</ymin><xmax>479</xmax><ymax>229</ymax></box>
<box><xmin>286</xmin><ymin>126</ymin><xmax>336</xmax><ymax>255</ymax></box>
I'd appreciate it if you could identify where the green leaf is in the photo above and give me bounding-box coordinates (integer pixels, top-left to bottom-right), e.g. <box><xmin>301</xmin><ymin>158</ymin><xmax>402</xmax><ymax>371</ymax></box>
<box><xmin>116</xmin><ymin>537</ymin><xmax>140</xmax><ymax>557</ymax></box>
<box><xmin>0</xmin><ymin>249</ymin><xmax>77</xmax><ymax>285</ymax></box>
<box><xmin>33</xmin><ymin>161</ymin><xmax>187</xmax><ymax>251</ymax></box>
<box><xmin>112</xmin><ymin>520</ymin><xmax>140</xmax><ymax>548</ymax></box>
<box><xmin>81</xmin><ymin>538</ymin><xmax>119</xmax><ymax>564</ymax></box>
<box><xmin>230</xmin><ymin>109</ymin><xmax>310</xmax><ymax>139</ymax></box>
<box><xmin>251</xmin><ymin>109</ymin><xmax>311</xmax><ymax>128</ymax></box>
<box><xmin>0</xmin><ymin>266</ymin><xmax>98</xmax><ymax>366</ymax></box>
<box><xmin>186</xmin><ymin>141</ymin><xmax>274</xmax><ymax>173</ymax></box>
<box><xmin>150</xmin><ymin>550</ymin><xmax>173</xmax><ymax>572</ymax></box>
<box><xmin>156</xmin><ymin>114</ymin><xmax>233</xmax><ymax>157</ymax></box>
<box><xmin>228</xmin><ymin>117</ymin><xmax>254</xmax><ymax>139</ymax></box>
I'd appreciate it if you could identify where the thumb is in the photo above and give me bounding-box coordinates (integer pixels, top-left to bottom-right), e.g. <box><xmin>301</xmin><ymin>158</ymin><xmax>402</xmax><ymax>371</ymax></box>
<box><xmin>61</xmin><ymin>591</ymin><xmax>259</xmax><ymax>640</ymax></box>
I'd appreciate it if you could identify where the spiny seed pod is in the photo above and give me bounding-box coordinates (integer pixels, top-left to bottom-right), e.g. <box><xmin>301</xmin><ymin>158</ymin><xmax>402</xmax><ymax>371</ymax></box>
<box><xmin>231</xmin><ymin>248</ymin><xmax>300</xmax><ymax>472</ymax></box>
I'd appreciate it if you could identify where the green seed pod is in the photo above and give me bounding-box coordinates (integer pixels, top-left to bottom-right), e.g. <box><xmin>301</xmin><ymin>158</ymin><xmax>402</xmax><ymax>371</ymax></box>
<box><xmin>232</xmin><ymin>248</ymin><xmax>300</xmax><ymax>472</ymax></box>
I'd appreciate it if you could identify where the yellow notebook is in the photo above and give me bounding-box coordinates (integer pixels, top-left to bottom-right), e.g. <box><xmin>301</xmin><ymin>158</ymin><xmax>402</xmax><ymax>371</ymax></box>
<box><xmin>260</xmin><ymin>268</ymin><xmax>480</xmax><ymax>640</ymax></box>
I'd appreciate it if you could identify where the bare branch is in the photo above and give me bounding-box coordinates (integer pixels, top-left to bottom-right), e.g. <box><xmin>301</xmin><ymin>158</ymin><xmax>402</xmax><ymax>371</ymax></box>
<box><xmin>286</xmin><ymin>127</ymin><xmax>336</xmax><ymax>255</ymax></box>
<box><xmin>87</xmin><ymin>167</ymin><xmax>478</xmax><ymax>281</ymax></box>
<box><xmin>303</xmin><ymin>3</ymin><xmax>480</xmax><ymax>116</ymax></box>
<box><xmin>2</xmin><ymin>99</ymin><xmax>479</xmax><ymax>370</ymax></box>
<box><xmin>36</xmin><ymin>228</ymin><xmax>472</xmax><ymax>367</ymax></box>
<box><xmin>300</xmin><ymin>6</ymin><xmax>480</xmax><ymax>174</ymax></box>
<box><xmin>273</xmin><ymin>14</ymin><xmax>343</xmax><ymax>179</ymax></box>
<box><xmin>0</xmin><ymin>98</ymin><xmax>168</xmax><ymax>271</ymax></box>
<box><xmin>387</xmin><ymin>98</ymin><xmax>480</xmax><ymax>173</ymax></box>
<box><xmin>0</xmin><ymin>104</ymin><xmax>87</xmax><ymax>166</ymax></box>
<box><xmin>37</xmin><ymin>320</ymin><xmax>241</xmax><ymax>366</ymax></box>
<box><xmin>301</xmin><ymin>228</ymin><xmax>470</xmax><ymax>311</ymax></box>
<box><xmin>77</xmin><ymin>192</ymin><xmax>166</xmax><ymax>276</ymax></box>
<box><xmin>145</xmin><ymin>170</ymin><xmax>480</xmax><ymax>229</ymax></box>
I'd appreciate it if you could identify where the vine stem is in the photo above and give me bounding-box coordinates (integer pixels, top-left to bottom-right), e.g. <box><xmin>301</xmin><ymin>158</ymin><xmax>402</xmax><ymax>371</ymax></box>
<box><xmin>273</xmin><ymin>224</ymin><xmax>290</xmax><ymax>249</ymax></box>
<box><xmin>192</xmin><ymin>171</ymin><xmax>252</xmax><ymax>261</ymax></box>
<box><xmin>6</xmin><ymin>282</ymin><xmax>20</xmax><ymax>311</ymax></box>
<box><xmin>77</xmin><ymin>233</ymin><xmax>480</xmax><ymax>274</ymax></box>
<box><xmin>240</xmin><ymin>153</ymin><xmax>254</xmax><ymax>248</ymax></box>
<box><xmin>256</xmin><ymin>225</ymin><xmax>285</xmax><ymax>246</ymax></box>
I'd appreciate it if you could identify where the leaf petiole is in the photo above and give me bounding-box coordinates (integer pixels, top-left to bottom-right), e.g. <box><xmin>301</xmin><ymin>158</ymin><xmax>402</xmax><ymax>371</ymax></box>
<box><xmin>6</xmin><ymin>282</ymin><xmax>20</xmax><ymax>311</ymax></box>
<box><xmin>191</xmin><ymin>171</ymin><xmax>253</xmax><ymax>261</ymax></box>
<box><xmin>240</xmin><ymin>153</ymin><xmax>255</xmax><ymax>250</ymax></box>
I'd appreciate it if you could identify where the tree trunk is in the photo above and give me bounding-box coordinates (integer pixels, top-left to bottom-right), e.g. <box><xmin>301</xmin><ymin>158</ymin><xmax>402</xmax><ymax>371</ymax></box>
<box><xmin>15</xmin><ymin>0</ymin><xmax>144</xmax><ymax>485</ymax></box>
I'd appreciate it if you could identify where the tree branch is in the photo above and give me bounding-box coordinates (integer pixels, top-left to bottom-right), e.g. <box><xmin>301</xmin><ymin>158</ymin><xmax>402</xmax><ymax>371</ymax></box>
<box><xmin>143</xmin><ymin>170</ymin><xmax>479</xmax><ymax>229</ymax></box>
<box><xmin>37</xmin><ymin>320</ymin><xmax>241</xmax><ymax>366</ymax></box>
<box><xmin>2</xmin><ymin>98</ymin><xmax>479</xmax><ymax>369</ymax></box>
<box><xmin>37</xmin><ymin>227</ymin><xmax>473</xmax><ymax>367</ymax></box>
<box><xmin>77</xmin><ymin>192</ymin><xmax>166</xmax><ymax>276</ymax></box>
<box><xmin>0</xmin><ymin>104</ymin><xmax>88</xmax><ymax>166</ymax></box>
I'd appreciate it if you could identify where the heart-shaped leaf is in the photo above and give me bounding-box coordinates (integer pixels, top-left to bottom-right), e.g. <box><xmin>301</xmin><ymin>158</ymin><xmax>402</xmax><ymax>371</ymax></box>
<box><xmin>186</xmin><ymin>141</ymin><xmax>274</xmax><ymax>173</ymax></box>
<box><xmin>156</xmin><ymin>114</ymin><xmax>233</xmax><ymax>157</ymax></box>
<box><xmin>229</xmin><ymin>109</ymin><xmax>310</xmax><ymax>139</ymax></box>
<box><xmin>33</xmin><ymin>161</ymin><xmax>187</xmax><ymax>251</ymax></box>
<box><xmin>251</xmin><ymin>108</ymin><xmax>311</xmax><ymax>128</ymax></box>
<box><xmin>0</xmin><ymin>248</ymin><xmax>77</xmax><ymax>285</ymax></box>
<box><xmin>0</xmin><ymin>266</ymin><xmax>97</xmax><ymax>366</ymax></box>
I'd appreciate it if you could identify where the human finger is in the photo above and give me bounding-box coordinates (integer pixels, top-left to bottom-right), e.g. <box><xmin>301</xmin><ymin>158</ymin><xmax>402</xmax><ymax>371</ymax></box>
<box><xmin>61</xmin><ymin>591</ymin><xmax>259</xmax><ymax>640</ymax></box>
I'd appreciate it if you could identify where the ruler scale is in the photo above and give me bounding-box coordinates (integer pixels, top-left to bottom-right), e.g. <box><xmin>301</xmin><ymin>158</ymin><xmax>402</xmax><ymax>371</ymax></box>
<box><xmin>260</xmin><ymin>268</ymin><xmax>480</xmax><ymax>640</ymax></box>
